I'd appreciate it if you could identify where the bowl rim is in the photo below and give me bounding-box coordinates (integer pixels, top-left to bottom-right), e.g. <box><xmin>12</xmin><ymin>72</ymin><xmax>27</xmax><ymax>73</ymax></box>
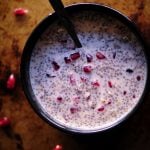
<box><xmin>20</xmin><ymin>3</ymin><xmax>150</xmax><ymax>135</ymax></box>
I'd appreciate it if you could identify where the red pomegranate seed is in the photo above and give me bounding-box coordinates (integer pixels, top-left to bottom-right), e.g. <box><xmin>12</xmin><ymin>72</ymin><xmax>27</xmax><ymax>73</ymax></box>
<box><xmin>91</xmin><ymin>81</ymin><xmax>100</xmax><ymax>87</ymax></box>
<box><xmin>70</xmin><ymin>107</ymin><xmax>78</xmax><ymax>114</ymax></box>
<box><xmin>14</xmin><ymin>8</ymin><xmax>28</xmax><ymax>16</ymax></box>
<box><xmin>86</xmin><ymin>54</ymin><xmax>93</xmax><ymax>62</ymax></box>
<box><xmin>52</xmin><ymin>61</ymin><xmax>60</xmax><ymax>71</ymax></box>
<box><xmin>6</xmin><ymin>74</ymin><xmax>16</xmax><ymax>90</ymax></box>
<box><xmin>96</xmin><ymin>52</ymin><xmax>106</xmax><ymax>59</ymax></box>
<box><xmin>137</xmin><ymin>76</ymin><xmax>141</xmax><ymax>81</ymax></box>
<box><xmin>108</xmin><ymin>81</ymin><xmax>113</xmax><ymax>88</ymax></box>
<box><xmin>98</xmin><ymin>106</ymin><xmax>104</xmax><ymax>112</ymax></box>
<box><xmin>57</xmin><ymin>97</ymin><xmax>63</xmax><ymax>102</ymax></box>
<box><xmin>0</xmin><ymin>117</ymin><xmax>11</xmax><ymax>127</ymax></box>
<box><xmin>53</xmin><ymin>144</ymin><xmax>62</xmax><ymax>150</ymax></box>
<box><xmin>83</xmin><ymin>65</ymin><xmax>93</xmax><ymax>73</ymax></box>
<box><xmin>123</xmin><ymin>91</ymin><xmax>127</xmax><ymax>95</ymax></box>
<box><xmin>64</xmin><ymin>57</ymin><xmax>71</xmax><ymax>63</ymax></box>
<box><xmin>70</xmin><ymin>52</ymin><xmax>80</xmax><ymax>60</ymax></box>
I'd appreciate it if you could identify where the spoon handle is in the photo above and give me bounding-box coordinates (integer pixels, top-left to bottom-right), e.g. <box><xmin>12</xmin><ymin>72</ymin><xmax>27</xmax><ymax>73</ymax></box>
<box><xmin>49</xmin><ymin>0</ymin><xmax>82</xmax><ymax>48</ymax></box>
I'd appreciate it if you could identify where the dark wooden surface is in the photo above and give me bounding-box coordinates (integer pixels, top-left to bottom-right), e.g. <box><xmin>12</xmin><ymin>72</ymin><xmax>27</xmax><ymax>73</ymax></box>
<box><xmin>0</xmin><ymin>0</ymin><xmax>150</xmax><ymax>149</ymax></box>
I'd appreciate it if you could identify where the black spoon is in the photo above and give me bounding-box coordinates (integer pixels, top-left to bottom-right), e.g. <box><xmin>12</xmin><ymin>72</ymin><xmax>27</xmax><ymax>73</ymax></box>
<box><xmin>48</xmin><ymin>0</ymin><xmax>82</xmax><ymax>48</ymax></box>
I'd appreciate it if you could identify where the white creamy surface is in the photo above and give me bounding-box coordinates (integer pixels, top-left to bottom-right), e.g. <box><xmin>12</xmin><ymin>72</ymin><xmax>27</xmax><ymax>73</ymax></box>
<box><xmin>29</xmin><ymin>11</ymin><xmax>147</xmax><ymax>130</ymax></box>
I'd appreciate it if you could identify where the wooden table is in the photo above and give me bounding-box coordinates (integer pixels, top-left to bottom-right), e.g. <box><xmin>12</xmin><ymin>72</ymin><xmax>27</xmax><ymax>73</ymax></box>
<box><xmin>0</xmin><ymin>0</ymin><xmax>150</xmax><ymax>149</ymax></box>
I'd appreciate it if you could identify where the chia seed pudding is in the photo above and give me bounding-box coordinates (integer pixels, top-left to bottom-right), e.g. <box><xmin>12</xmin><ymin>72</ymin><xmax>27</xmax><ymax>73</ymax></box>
<box><xmin>29</xmin><ymin>11</ymin><xmax>147</xmax><ymax>131</ymax></box>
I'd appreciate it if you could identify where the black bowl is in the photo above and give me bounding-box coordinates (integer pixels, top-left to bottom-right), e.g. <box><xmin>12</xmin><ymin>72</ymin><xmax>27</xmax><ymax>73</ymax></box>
<box><xmin>20</xmin><ymin>3</ymin><xmax>150</xmax><ymax>135</ymax></box>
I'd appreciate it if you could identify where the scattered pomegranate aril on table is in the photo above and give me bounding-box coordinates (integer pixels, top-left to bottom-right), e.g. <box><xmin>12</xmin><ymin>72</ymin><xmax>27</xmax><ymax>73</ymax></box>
<box><xmin>14</xmin><ymin>8</ymin><xmax>28</xmax><ymax>16</ymax></box>
<box><xmin>6</xmin><ymin>74</ymin><xmax>16</xmax><ymax>90</ymax></box>
<box><xmin>53</xmin><ymin>144</ymin><xmax>63</xmax><ymax>150</ymax></box>
<box><xmin>0</xmin><ymin>117</ymin><xmax>11</xmax><ymax>127</ymax></box>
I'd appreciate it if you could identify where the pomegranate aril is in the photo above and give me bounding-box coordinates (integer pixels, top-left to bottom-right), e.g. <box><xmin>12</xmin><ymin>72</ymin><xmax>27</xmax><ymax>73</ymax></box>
<box><xmin>91</xmin><ymin>81</ymin><xmax>100</xmax><ymax>87</ymax></box>
<box><xmin>108</xmin><ymin>81</ymin><xmax>113</xmax><ymax>88</ymax></box>
<box><xmin>6</xmin><ymin>74</ymin><xmax>16</xmax><ymax>90</ymax></box>
<box><xmin>98</xmin><ymin>106</ymin><xmax>104</xmax><ymax>112</ymax></box>
<box><xmin>64</xmin><ymin>57</ymin><xmax>71</xmax><ymax>63</ymax></box>
<box><xmin>70</xmin><ymin>52</ymin><xmax>80</xmax><ymax>60</ymax></box>
<box><xmin>0</xmin><ymin>117</ymin><xmax>11</xmax><ymax>127</ymax></box>
<box><xmin>96</xmin><ymin>52</ymin><xmax>106</xmax><ymax>59</ymax></box>
<box><xmin>83</xmin><ymin>65</ymin><xmax>93</xmax><ymax>73</ymax></box>
<box><xmin>137</xmin><ymin>76</ymin><xmax>141</xmax><ymax>81</ymax></box>
<box><xmin>70</xmin><ymin>107</ymin><xmax>78</xmax><ymax>114</ymax></box>
<box><xmin>53</xmin><ymin>144</ymin><xmax>63</xmax><ymax>150</ymax></box>
<box><xmin>52</xmin><ymin>61</ymin><xmax>60</xmax><ymax>71</ymax></box>
<box><xmin>86</xmin><ymin>54</ymin><xmax>93</xmax><ymax>62</ymax></box>
<box><xmin>14</xmin><ymin>8</ymin><xmax>28</xmax><ymax>16</ymax></box>
<box><xmin>57</xmin><ymin>97</ymin><xmax>63</xmax><ymax>102</ymax></box>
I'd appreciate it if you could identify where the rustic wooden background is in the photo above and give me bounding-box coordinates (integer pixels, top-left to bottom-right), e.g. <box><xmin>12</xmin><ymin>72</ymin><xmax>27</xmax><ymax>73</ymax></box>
<box><xmin>0</xmin><ymin>0</ymin><xmax>150</xmax><ymax>150</ymax></box>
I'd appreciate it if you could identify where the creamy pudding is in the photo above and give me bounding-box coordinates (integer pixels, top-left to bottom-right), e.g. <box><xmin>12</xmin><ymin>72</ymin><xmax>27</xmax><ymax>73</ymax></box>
<box><xmin>29</xmin><ymin>11</ymin><xmax>147</xmax><ymax>131</ymax></box>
